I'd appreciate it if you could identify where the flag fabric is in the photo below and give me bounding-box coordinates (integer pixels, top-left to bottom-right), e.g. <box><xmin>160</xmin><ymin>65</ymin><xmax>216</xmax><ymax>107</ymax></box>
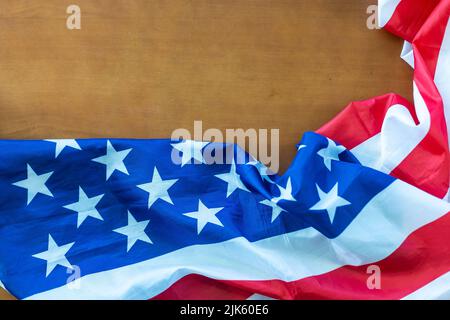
<box><xmin>319</xmin><ymin>0</ymin><xmax>450</xmax><ymax>201</ymax></box>
<box><xmin>1</xmin><ymin>0</ymin><xmax>450</xmax><ymax>300</ymax></box>
<box><xmin>0</xmin><ymin>133</ymin><xmax>448</xmax><ymax>300</ymax></box>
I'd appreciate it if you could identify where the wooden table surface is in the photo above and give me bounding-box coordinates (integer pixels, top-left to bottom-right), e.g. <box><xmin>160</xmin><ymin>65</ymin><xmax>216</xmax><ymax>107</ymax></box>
<box><xmin>0</xmin><ymin>0</ymin><xmax>411</xmax><ymax>300</ymax></box>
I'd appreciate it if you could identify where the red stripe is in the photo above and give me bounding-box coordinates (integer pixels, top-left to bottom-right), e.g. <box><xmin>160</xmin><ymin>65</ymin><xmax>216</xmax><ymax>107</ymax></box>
<box><xmin>153</xmin><ymin>274</ymin><xmax>251</xmax><ymax>300</ymax></box>
<box><xmin>316</xmin><ymin>94</ymin><xmax>416</xmax><ymax>150</ymax></box>
<box><xmin>383</xmin><ymin>0</ymin><xmax>440</xmax><ymax>43</ymax></box>
<box><xmin>413</xmin><ymin>5</ymin><xmax>450</xmax><ymax>79</ymax></box>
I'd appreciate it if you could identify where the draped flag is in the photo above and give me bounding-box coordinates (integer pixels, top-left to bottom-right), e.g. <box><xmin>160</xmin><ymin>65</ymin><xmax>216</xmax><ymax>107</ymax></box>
<box><xmin>1</xmin><ymin>0</ymin><xmax>450</xmax><ymax>300</ymax></box>
<box><xmin>319</xmin><ymin>0</ymin><xmax>450</xmax><ymax>201</ymax></box>
<box><xmin>156</xmin><ymin>0</ymin><xmax>450</xmax><ymax>300</ymax></box>
<box><xmin>0</xmin><ymin>133</ymin><xmax>448</xmax><ymax>300</ymax></box>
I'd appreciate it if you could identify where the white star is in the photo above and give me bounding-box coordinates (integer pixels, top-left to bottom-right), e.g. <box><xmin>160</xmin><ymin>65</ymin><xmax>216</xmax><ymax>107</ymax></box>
<box><xmin>260</xmin><ymin>199</ymin><xmax>286</xmax><ymax>222</ymax></box>
<box><xmin>92</xmin><ymin>140</ymin><xmax>132</xmax><ymax>180</ymax></box>
<box><xmin>137</xmin><ymin>167</ymin><xmax>178</xmax><ymax>209</ymax></box>
<box><xmin>45</xmin><ymin>139</ymin><xmax>81</xmax><ymax>158</ymax></box>
<box><xmin>309</xmin><ymin>183</ymin><xmax>351</xmax><ymax>224</ymax></box>
<box><xmin>63</xmin><ymin>187</ymin><xmax>104</xmax><ymax>228</ymax></box>
<box><xmin>113</xmin><ymin>211</ymin><xmax>152</xmax><ymax>251</ymax></box>
<box><xmin>317</xmin><ymin>138</ymin><xmax>346</xmax><ymax>171</ymax></box>
<box><xmin>215</xmin><ymin>159</ymin><xmax>250</xmax><ymax>197</ymax></box>
<box><xmin>247</xmin><ymin>158</ymin><xmax>274</xmax><ymax>183</ymax></box>
<box><xmin>171</xmin><ymin>140</ymin><xmax>209</xmax><ymax>166</ymax></box>
<box><xmin>183</xmin><ymin>200</ymin><xmax>224</xmax><ymax>234</ymax></box>
<box><xmin>12</xmin><ymin>164</ymin><xmax>54</xmax><ymax>205</ymax></box>
<box><xmin>272</xmin><ymin>177</ymin><xmax>296</xmax><ymax>203</ymax></box>
<box><xmin>32</xmin><ymin>234</ymin><xmax>75</xmax><ymax>277</ymax></box>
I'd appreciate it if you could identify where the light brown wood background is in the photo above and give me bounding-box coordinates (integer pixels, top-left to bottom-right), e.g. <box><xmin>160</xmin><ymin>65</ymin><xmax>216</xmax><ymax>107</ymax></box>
<box><xmin>0</xmin><ymin>0</ymin><xmax>411</xmax><ymax>300</ymax></box>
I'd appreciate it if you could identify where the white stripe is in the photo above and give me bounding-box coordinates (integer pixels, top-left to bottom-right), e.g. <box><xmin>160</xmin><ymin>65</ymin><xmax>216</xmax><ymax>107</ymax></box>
<box><xmin>26</xmin><ymin>180</ymin><xmax>450</xmax><ymax>300</ymax></box>
<box><xmin>378</xmin><ymin>0</ymin><xmax>402</xmax><ymax>28</ymax></box>
<box><xmin>351</xmin><ymin>82</ymin><xmax>430</xmax><ymax>174</ymax></box>
<box><xmin>247</xmin><ymin>294</ymin><xmax>276</xmax><ymax>300</ymax></box>
<box><xmin>403</xmin><ymin>272</ymin><xmax>450</xmax><ymax>300</ymax></box>
<box><xmin>401</xmin><ymin>41</ymin><xmax>414</xmax><ymax>68</ymax></box>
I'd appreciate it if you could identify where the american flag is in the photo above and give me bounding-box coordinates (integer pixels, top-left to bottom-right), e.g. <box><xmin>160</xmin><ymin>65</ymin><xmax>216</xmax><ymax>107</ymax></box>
<box><xmin>1</xmin><ymin>0</ymin><xmax>450</xmax><ymax>300</ymax></box>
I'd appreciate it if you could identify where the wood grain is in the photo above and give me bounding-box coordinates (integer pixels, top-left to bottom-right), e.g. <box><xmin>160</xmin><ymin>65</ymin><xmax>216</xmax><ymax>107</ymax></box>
<box><xmin>0</xmin><ymin>0</ymin><xmax>412</xmax><ymax>300</ymax></box>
